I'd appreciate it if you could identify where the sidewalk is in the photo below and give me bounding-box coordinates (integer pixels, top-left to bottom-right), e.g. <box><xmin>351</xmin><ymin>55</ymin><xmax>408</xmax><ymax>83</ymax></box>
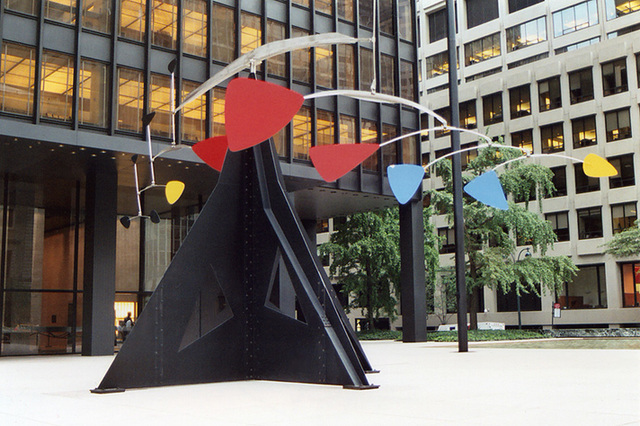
<box><xmin>0</xmin><ymin>340</ymin><xmax>638</xmax><ymax>425</ymax></box>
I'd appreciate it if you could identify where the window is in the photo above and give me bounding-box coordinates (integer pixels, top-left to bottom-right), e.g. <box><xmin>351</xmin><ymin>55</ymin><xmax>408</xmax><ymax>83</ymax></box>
<box><xmin>212</xmin><ymin>87</ymin><xmax>225</xmax><ymax>137</ymax></box>
<box><xmin>338</xmin><ymin>45</ymin><xmax>356</xmax><ymax>89</ymax></box>
<box><xmin>559</xmin><ymin>265</ymin><xmax>607</xmax><ymax>309</ymax></box>
<box><xmin>460</xmin><ymin>142</ymin><xmax>478</xmax><ymax>169</ymax></box>
<box><xmin>183</xmin><ymin>0</ymin><xmax>207</xmax><ymax>57</ymax></box>
<box><xmin>339</xmin><ymin>114</ymin><xmax>356</xmax><ymax>144</ymax></box>
<box><xmin>506</xmin><ymin>16</ymin><xmax>546</xmax><ymax>52</ymax></box>
<box><xmin>151</xmin><ymin>0</ymin><xmax>178</xmax><ymax>50</ymax></box>
<box><xmin>5</xmin><ymin>0</ymin><xmax>38</xmax><ymax>15</ymax></box>
<box><xmin>45</xmin><ymin>0</ymin><xmax>76</xmax><ymax>24</ymax></box>
<box><xmin>360</xmin><ymin>48</ymin><xmax>374</xmax><ymax>90</ymax></box>
<box><xmin>508</xmin><ymin>0</ymin><xmax>543</xmax><ymax>13</ymax></box>
<box><xmin>150</xmin><ymin>74</ymin><xmax>171</xmax><ymax>137</ymax></box>
<box><xmin>567</xmin><ymin>68</ymin><xmax>593</xmax><ymax>104</ymax></box>
<box><xmin>241</xmin><ymin>12</ymin><xmax>261</xmax><ymax>55</ymax></box>
<box><xmin>117</xmin><ymin>68</ymin><xmax>143</xmax><ymax>133</ymax></box>
<box><xmin>267</xmin><ymin>20</ymin><xmax>286</xmax><ymax>78</ymax></box>
<box><xmin>361</xmin><ymin>119</ymin><xmax>379</xmax><ymax>171</ymax></box>
<box><xmin>483</xmin><ymin>93</ymin><xmax>503</xmax><ymax>124</ymax></box>
<box><xmin>316</xmin><ymin>110</ymin><xmax>335</xmax><ymax>146</ymax></box>
<box><xmin>402</xmin><ymin>130</ymin><xmax>418</xmax><ymax>165</ymax></box>
<box><xmin>549</xmin><ymin>166</ymin><xmax>567</xmax><ymax>197</ymax></box>
<box><xmin>459</xmin><ymin>100</ymin><xmax>477</xmax><ymax>129</ymax></box>
<box><xmin>605</xmin><ymin>108</ymin><xmax>631</xmax><ymax>141</ymax></box>
<box><xmin>380</xmin><ymin>54</ymin><xmax>396</xmax><ymax>96</ymax></box>
<box><xmin>398</xmin><ymin>0</ymin><xmax>414</xmax><ymax>40</ymax></box>
<box><xmin>577</xmin><ymin>207</ymin><xmax>603</xmax><ymax>239</ymax></box>
<box><xmin>612</xmin><ymin>202</ymin><xmax>637</xmax><ymax>234</ymax></box>
<box><xmin>293</xmin><ymin>106</ymin><xmax>312</xmax><ymax>160</ymax></box>
<box><xmin>40</xmin><ymin>51</ymin><xmax>74</xmax><ymax>122</ymax></box>
<box><xmin>316</xmin><ymin>45</ymin><xmax>334</xmax><ymax>88</ymax></box>
<box><xmin>555</xmin><ymin>37</ymin><xmax>600</xmax><ymax>54</ymax></box>
<box><xmin>425</xmin><ymin>51</ymin><xmax>449</xmax><ymax>79</ymax></box>
<box><xmin>83</xmin><ymin>0</ymin><xmax>112</xmax><ymax>33</ymax></box>
<box><xmin>120</xmin><ymin>0</ymin><xmax>145</xmax><ymax>42</ymax></box>
<box><xmin>509</xmin><ymin>85</ymin><xmax>531</xmax><ymax>118</ymax></box>
<box><xmin>572</xmin><ymin>115</ymin><xmax>597</xmax><ymax>148</ymax></box>
<box><xmin>540</xmin><ymin>123</ymin><xmax>564</xmax><ymax>153</ymax></box>
<box><xmin>338</xmin><ymin>0</ymin><xmax>354</xmax><ymax>21</ymax></box>
<box><xmin>606</xmin><ymin>0</ymin><xmax>640</xmax><ymax>20</ymax></box>
<box><xmin>0</xmin><ymin>43</ymin><xmax>36</xmax><ymax>116</ymax></box>
<box><xmin>466</xmin><ymin>0</ymin><xmax>498</xmax><ymax>29</ymax></box>
<box><xmin>465</xmin><ymin>33</ymin><xmax>500</xmax><ymax>66</ymax></box>
<box><xmin>511</xmin><ymin>130</ymin><xmax>533</xmax><ymax>153</ymax></box>
<box><xmin>359</xmin><ymin>0</ymin><xmax>373</xmax><ymax>28</ymax></box>
<box><xmin>438</xmin><ymin>228</ymin><xmax>455</xmax><ymax>254</ymax></box>
<box><xmin>212</xmin><ymin>4</ymin><xmax>235</xmax><ymax>63</ymax></box>
<box><xmin>609</xmin><ymin>154</ymin><xmax>635</xmax><ymax>188</ymax></box>
<box><xmin>552</xmin><ymin>0</ymin><xmax>598</xmax><ymax>37</ymax></box>
<box><xmin>620</xmin><ymin>263</ymin><xmax>640</xmax><ymax>307</ymax></box>
<box><xmin>380</xmin><ymin>0</ymin><xmax>395</xmax><ymax>35</ymax></box>
<box><xmin>292</xmin><ymin>0</ymin><xmax>309</xmax><ymax>7</ymax></box>
<box><xmin>181</xmin><ymin>80</ymin><xmax>205</xmax><ymax>142</ymax></box>
<box><xmin>292</xmin><ymin>28</ymin><xmax>311</xmax><ymax>84</ymax></box>
<box><xmin>428</xmin><ymin>8</ymin><xmax>448</xmax><ymax>43</ymax></box>
<box><xmin>78</xmin><ymin>60</ymin><xmax>108</xmax><ymax>128</ymax></box>
<box><xmin>382</xmin><ymin>124</ymin><xmax>398</xmax><ymax>169</ymax></box>
<box><xmin>316</xmin><ymin>0</ymin><xmax>333</xmax><ymax>15</ymax></box>
<box><xmin>575</xmin><ymin>163</ymin><xmax>600</xmax><ymax>193</ymax></box>
<box><xmin>497</xmin><ymin>284</ymin><xmax>541</xmax><ymax>312</ymax></box>
<box><xmin>434</xmin><ymin>108</ymin><xmax>451</xmax><ymax>138</ymax></box>
<box><xmin>602</xmin><ymin>58</ymin><xmax>628</xmax><ymax>95</ymax></box>
<box><xmin>546</xmin><ymin>211</ymin><xmax>570</xmax><ymax>241</ymax></box>
<box><xmin>401</xmin><ymin>60</ymin><xmax>415</xmax><ymax>101</ymax></box>
<box><xmin>538</xmin><ymin>77</ymin><xmax>561</xmax><ymax>112</ymax></box>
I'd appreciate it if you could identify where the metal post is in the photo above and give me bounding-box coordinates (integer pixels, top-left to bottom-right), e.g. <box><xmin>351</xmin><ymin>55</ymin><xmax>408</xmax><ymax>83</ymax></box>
<box><xmin>516</xmin><ymin>290</ymin><xmax>522</xmax><ymax>330</ymax></box>
<box><xmin>446</xmin><ymin>0</ymin><xmax>468</xmax><ymax>352</ymax></box>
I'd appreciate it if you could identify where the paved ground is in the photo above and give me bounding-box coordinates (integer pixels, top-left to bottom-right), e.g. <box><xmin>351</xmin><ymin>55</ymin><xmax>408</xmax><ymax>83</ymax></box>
<box><xmin>0</xmin><ymin>340</ymin><xmax>638</xmax><ymax>425</ymax></box>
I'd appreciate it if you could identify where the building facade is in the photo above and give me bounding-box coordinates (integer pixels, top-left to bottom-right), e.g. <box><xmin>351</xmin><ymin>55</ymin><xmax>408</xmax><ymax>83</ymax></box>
<box><xmin>418</xmin><ymin>0</ymin><xmax>640</xmax><ymax>329</ymax></box>
<box><xmin>0</xmin><ymin>0</ymin><xmax>422</xmax><ymax>356</ymax></box>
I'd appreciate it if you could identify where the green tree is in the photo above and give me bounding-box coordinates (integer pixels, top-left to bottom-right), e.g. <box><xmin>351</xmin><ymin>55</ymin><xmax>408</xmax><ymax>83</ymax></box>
<box><xmin>429</xmin><ymin>143</ymin><xmax>578</xmax><ymax>329</ymax></box>
<box><xmin>320</xmin><ymin>209</ymin><xmax>401</xmax><ymax>330</ymax></box>
<box><xmin>605</xmin><ymin>222</ymin><xmax>640</xmax><ymax>257</ymax></box>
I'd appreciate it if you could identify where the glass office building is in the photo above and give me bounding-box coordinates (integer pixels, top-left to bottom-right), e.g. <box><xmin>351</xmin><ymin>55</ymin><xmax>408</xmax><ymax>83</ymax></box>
<box><xmin>0</xmin><ymin>0</ymin><xmax>420</xmax><ymax>355</ymax></box>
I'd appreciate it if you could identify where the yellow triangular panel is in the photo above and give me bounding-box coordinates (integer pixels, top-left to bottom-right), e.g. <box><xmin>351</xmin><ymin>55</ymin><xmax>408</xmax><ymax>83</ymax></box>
<box><xmin>165</xmin><ymin>181</ymin><xmax>185</xmax><ymax>205</ymax></box>
<box><xmin>583</xmin><ymin>153</ymin><xmax>618</xmax><ymax>177</ymax></box>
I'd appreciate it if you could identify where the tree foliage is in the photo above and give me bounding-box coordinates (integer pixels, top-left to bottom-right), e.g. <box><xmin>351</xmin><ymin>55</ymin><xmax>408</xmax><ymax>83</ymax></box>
<box><xmin>605</xmin><ymin>223</ymin><xmax>640</xmax><ymax>257</ymax></box>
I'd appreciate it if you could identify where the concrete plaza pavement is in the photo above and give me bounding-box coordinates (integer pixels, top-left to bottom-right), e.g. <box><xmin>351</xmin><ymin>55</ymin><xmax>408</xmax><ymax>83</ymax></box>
<box><xmin>0</xmin><ymin>340</ymin><xmax>638</xmax><ymax>425</ymax></box>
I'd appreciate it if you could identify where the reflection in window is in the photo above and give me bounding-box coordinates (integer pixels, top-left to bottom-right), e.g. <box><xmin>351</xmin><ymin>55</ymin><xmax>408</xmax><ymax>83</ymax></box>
<box><xmin>150</xmin><ymin>74</ymin><xmax>171</xmax><ymax>137</ymax></box>
<box><xmin>183</xmin><ymin>0</ymin><xmax>207</xmax><ymax>57</ymax></box>
<box><xmin>609</xmin><ymin>154</ymin><xmax>635</xmax><ymax>188</ymax></box>
<box><xmin>606</xmin><ymin>0</ymin><xmax>640</xmax><ymax>20</ymax></box>
<box><xmin>577</xmin><ymin>207</ymin><xmax>603</xmax><ymax>239</ymax></box>
<box><xmin>506</xmin><ymin>16</ymin><xmax>546</xmax><ymax>52</ymax></box>
<box><xmin>292</xmin><ymin>28</ymin><xmax>311</xmax><ymax>84</ymax></box>
<box><xmin>511</xmin><ymin>129</ymin><xmax>533</xmax><ymax>153</ymax></box>
<box><xmin>538</xmin><ymin>77</ymin><xmax>561</xmax><ymax>111</ymax></box>
<box><xmin>483</xmin><ymin>93</ymin><xmax>503</xmax><ymax>124</ymax></box>
<box><xmin>509</xmin><ymin>85</ymin><xmax>531</xmax><ymax>118</ymax></box>
<box><xmin>78</xmin><ymin>60</ymin><xmax>107</xmax><ymax>127</ymax></box>
<box><xmin>382</xmin><ymin>124</ymin><xmax>398</xmax><ymax>169</ymax></box>
<box><xmin>612</xmin><ymin>202</ymin><xmax>637</xmax><ymax>234</ymax></box>
<box><xmin>41</xmin><ymin>51</ymin><xmax>74</xmax><ymax>122</ymax></box>
<box><xmin>117</xmin><ymin>68</ymin><xmax>143</xmax><ymax>133</ymax></box>
<box><xmin>212</xmin><ymin>87</ymin><xmax>225</xmax><ymax>137</ymax></box>
<box><xmin>0</xmin><ymin>43</ymin><xmax>36</xmax><ymax>116</ymax></box>
<box><xmin>317</xmin><ymin>110</ymin><xmax>335</xmax><ymax>146</ymax></box>
<box><xmin>83</xmin><ymin>0</ymin><xmax>112</xmax><ymax>33</ymax></box>
<box><xmin>575</xmin><ymin>163</ymin><xmax>600</xmax><ymax>193</ymax></box>
<box><xmin>293</xmin><ymin>106</ymin><xmax>312</xmax><ymax>160</ymax></box>
<box><xmin>620</xmin><ymin>263</ymin><xmax>640</xmax><ymax>307</ymax></box>
<box><xmin>5</xmin><ymin>0</ymin><xmax>38</xmax><ymax>15</ymax></box>
<box><xmin>380</xmin><ymin>54</ymin><xmax>396</xmax><ymax>96</ymax></box>
<box><xmin>361</xmin><ymin>120</ymin><xmax>379</xmax><ymax>171</ymax></box>
<box><xmin>360</xmin><ymin>47</ymin><xmax>374</xmax><ymax>91</ymax></box>
<box><xmin>267</xmin><ymin>20</ymin><xmax>286</xmax><ymax>78</ymax></box>
<box><xmin>401</xmin><ymin>60</ymin><xmax>415</xmax><ymax>101</ymax></box>
<box><xmin>119</xmin><ymin>0</ymin><xmax>146</xmax><ymax>42</ymax></box>
<box><xmin>241</xmin><ymin>13</ymin><xmax>262</xmax><ymax>55</ymax></box>
<box><xmin>316</xmin><ymin>46</ymin><xmax>334</xmax><ymax>88</ymax></box>
<box><xmin>602</xmin><ymin>58</ymin><xmax>628</xmax><ymax>96</ymax></box>
<box><xmin>552</xmin><ymin>0</ymin><xmax>598</xmax><ymax>37</ymax></box>
<box><xmin>316</xmin><ymin>0</ymin><xmax>333</xmax><ymax>15</ymax></box>
<box><xmin>338</xmin><ymin>45</ymin><xmax>356</xmax><ymax>89</ymax></box>
<box><xmin>546</xmin><ymin>211</ymin><xmax>570</xmax><ymax>241</ymax></box>
<box><xmin>466</xmin><ymin>0</ymin><xmax>498</xmax><ymax>28</ymax></box>
<box><xmin>45</xmin><ymin>0</ymin><xmax>77</xmax><ymax>25</ymax></box>
<box><xmin>359</xmin><ymin>0</ymin><xmax>373</xmax><ymax>28</ymax></box>
<box><xmin>181</xmin><ymin>80</ymin><xmax>205</xmax><ymax>142</ymax></box>
<box><xmin>560</xmin><ymin>265</ymin><xmax>606</xmax><ymax>309</ymax></box>
<box><xmin>572</xmin><ymin>116</ymin><xmax>596</xmax><ymax>148</ymax></box>
<box><xmin>380</xmin><ymin>0</ymin><xmax>395</xmax><ymax>35</ymax></box>
<box><xmin>212</xmin><ymin>5</ymin><xmax>235</xmax><ymax>63</ymax></box>
<box><xmin>151</xmin><ymin>0</ymin><xmax>178</xmax><ymax>50</ymax></box>
<box><xmin>605</xmin><ymin>108</ymin><xmax>631</xmax><ymax>141</ymax></box>
<box><xmin>425</xmin><ymin>51</ymin><xmax>449</xmax><ymax>79</ymax></box>
<box><xmin>398</xmin><ymin>0</ymin><xmax>413</xmax><ymax>40</ymax></box>
<box><xmin>339</xmin><ymin>114</ymin><xmax>356</xmax><ymax>144</ymax></box>
<box><xmin>465</xmin><ymin>33</ymin><xmax>500</xmax><ymax>66</ymax></box>
<box><xmin>569</xmin><ymin>68</ymin><xmax>594</xmax><ymax>104</ymax></box>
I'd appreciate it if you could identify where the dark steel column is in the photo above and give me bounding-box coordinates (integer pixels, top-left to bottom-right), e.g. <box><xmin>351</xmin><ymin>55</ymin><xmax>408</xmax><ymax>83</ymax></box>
<box><xmin>82</xmin><ymin>160</ymin><xmax>118</xmax><ymax>356</ymax></box>
<box><xmin>400</xmin><ymin>200</ymin><xmax>427</xmax><ymax>342</ymax></box>
<box><xmin>446</xmin><ymin>0</ymin><xmax>468</xmax><ymax>352</ymax></box>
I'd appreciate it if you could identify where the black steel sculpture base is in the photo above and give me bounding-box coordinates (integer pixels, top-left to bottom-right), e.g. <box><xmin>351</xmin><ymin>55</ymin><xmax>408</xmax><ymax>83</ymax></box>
<box><xmin>93</xmin><ymin>141</ymin><xmax>376</xmax><ymax>392</ymax></box>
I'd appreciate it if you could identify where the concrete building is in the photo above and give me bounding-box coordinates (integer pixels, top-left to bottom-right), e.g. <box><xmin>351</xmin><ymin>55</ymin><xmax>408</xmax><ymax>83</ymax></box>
<box><xmin>0</xmin><ymin>0</ymin><xmax>424</xmax><ymax>356</ymax></box>
<box><xmin>417</xmin><ymin>0</ymin><xmax>640</xmax><ymax>329</ymax></box>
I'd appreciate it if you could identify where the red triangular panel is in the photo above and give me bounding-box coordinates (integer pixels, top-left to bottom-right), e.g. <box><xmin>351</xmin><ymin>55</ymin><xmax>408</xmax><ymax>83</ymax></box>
<box><xmin>193</xmin><ymin>136</ymin><xmax>229</xmax><ymax>172</ymax></box>
<box><xmin>310</xmin><ymin>143</ymin><xmax>380</xmax><ymax>182</ymax></box>
<box><xmin>226</xmin><ymin>78</ymin><xmax>304</xmax><ymax>152</ymax></box>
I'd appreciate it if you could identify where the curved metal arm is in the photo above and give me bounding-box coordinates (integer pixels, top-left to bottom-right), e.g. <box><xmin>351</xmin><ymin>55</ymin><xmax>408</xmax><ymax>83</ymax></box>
<box><xmin>379</xmin><ymin>126</ymin><xmax>507</xmax><ymax>148</ymax></box>
<box><xmin>176</xmin><ymin>33</ymin><xmax>369</xmax><ymax>112</ymax></box>
<box><xmin>492</xmin><ymin>153</ymin><xmax>583</xmax><ymax>172</ymax></box>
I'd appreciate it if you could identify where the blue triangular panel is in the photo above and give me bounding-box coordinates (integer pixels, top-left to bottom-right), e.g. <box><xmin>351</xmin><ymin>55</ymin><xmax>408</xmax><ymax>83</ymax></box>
<box><xmin>464</xmin><ymin>170</ymin><xmax>509</xmax><ymax>210</ymax></box>
<box><xmin>388</xmin><ymin>164</ymin><xmax>425</xmax><ymax>205</ymax></box>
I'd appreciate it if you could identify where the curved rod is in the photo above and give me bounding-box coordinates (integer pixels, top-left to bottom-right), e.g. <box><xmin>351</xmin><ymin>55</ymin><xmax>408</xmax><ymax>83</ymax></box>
<box><xmin>176</xmin><ymin>33</ymin><xmax>369</xmax><ymax>112</ymax></box>
<box><xmin>379</xmin><ymin>126</ymin><xmax>508</xmax><ymax>148</ymax></box>
<box><xmin>423</xmin><ymin>143</ymin><xmax>529</xmax><ymax>170</ymax></box>
<box><xmin>492</xmin><ymin>153</ymin><xmax>583</xmax><ymax>171</ymax></box>
<box><xmin>304</xmin><ymin>90</ymin><xmax>447</xmax><ymax>126</ymax></box>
